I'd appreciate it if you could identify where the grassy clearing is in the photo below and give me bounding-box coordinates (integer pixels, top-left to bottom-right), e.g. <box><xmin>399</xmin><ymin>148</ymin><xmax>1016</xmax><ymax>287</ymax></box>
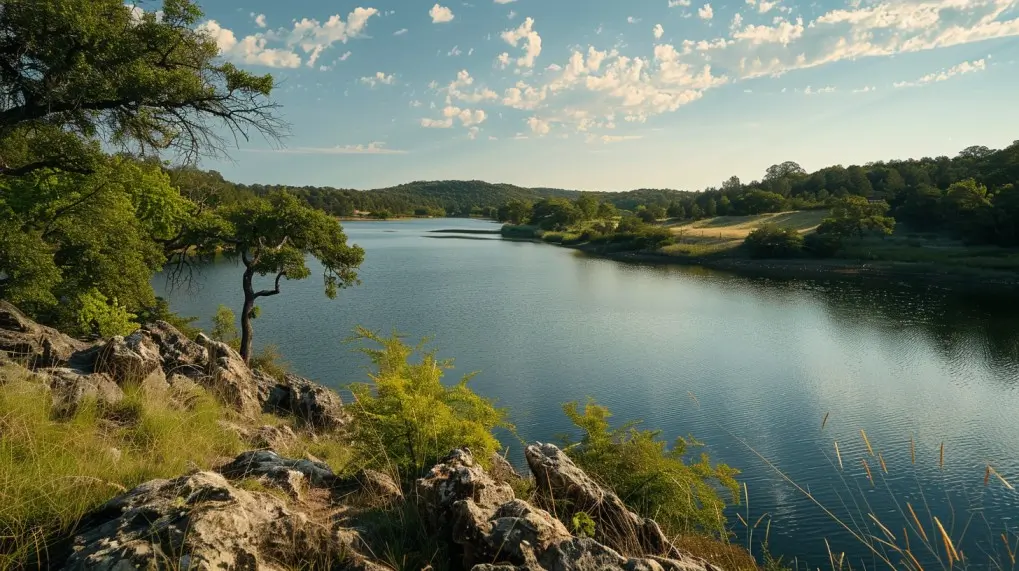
<box><xmin>840</xmin><ymin>235</ymin><xmax>1019</xmax><ymax>270</ymax></box>
<box><xmin>0</xmin><ymin>365</ymin><xmax>244</xmax><ymax>568</ymax></box>
<box><xmin>659</xmin><ymin>211</ymin><xmax>827</xmax><ymax>259</ymax></box>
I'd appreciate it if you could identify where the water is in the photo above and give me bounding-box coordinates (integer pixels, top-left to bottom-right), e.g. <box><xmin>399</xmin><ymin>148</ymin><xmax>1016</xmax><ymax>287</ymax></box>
<box><xmin>155</xmin><ymin>218</ymin><xmax>1019</xmax><ymax>568</ymax></box>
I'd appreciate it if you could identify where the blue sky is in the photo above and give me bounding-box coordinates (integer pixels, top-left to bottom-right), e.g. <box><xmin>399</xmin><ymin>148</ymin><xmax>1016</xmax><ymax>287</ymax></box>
<box><xmin>181</xmin><ymin>0</ymin><xmax>1019</xmax><ymax>191</ymax></box>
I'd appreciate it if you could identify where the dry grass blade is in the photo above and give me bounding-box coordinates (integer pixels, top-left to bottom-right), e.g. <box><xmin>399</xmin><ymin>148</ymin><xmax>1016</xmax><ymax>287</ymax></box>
<box><xmin>910</xmin><ymin>435</ymin><xmax>916</xmax><ymax>465</ymax></box>
<box><xmin>822</xmin><ymin>411</ymin><xmax>830</xmax><ymax>431</ymax></box>
<box><xmin>907</xmin><ymin>503</ymin><xmax>929</xmax><ymax>544</ymax></box>
<box><xmin>868</xmin><ymin>513</ymin><xmax>897</xmax><ymax>542</ymax></box>
<box><xmin>990</xmin><ymin>467</ymin><xmax>1014</xmax><ymax>490</ymax></box>
<box><xmin>861</xmin><ymin>429</ymin><xmax>874</xmax><ymax>456</ymax></box>
<box><xmin>862</xmin><ymin>459</ymin><xmax>874</xmax><ymax>487</ymax></box>
<box><xmin>939</xmin><ymin>442</ymin><xmax>944</xmax><ymax>470</ymax></box>
<box><xmin>934</xmin><ymin>516</ymin><xmax>960</xmax><ymax>564</ymax></box>
<box><xmin>905</xmin><ymin>548</ymin><xmax>925</xmax><ymax>571</ymax></box>
<box><xmin>878</xmin><ymin>453</ymin><xmax>888</xmax><ymax>474</ymax></box>
<box><xmin>825</xmin><ymin>538</ymin><xmax>836</xmax><ymax>571</ymax></box>
<box><xmin>984</xmin><ymin>465</ymin><xmax>991</xmax><ymax>487</ymax></box>
<box><xmin>834</xmin><ymin>440</ymin><xmax>844</xmax><ymax>471</ymax></box>
<box><xmin>871</xmin><ymin>535</ymin><xmax>904</xmax><ymax>554</ymax></box>
<box><xmin>1002</xmin><ymin>533</ymin><xmax>1016</xmax><ymax>565</ymax></box>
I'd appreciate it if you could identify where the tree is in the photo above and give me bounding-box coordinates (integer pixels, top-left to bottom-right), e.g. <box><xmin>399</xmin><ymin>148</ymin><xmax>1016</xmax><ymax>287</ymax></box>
<box><xmin>704</xmin><ymin>198</ymin><xmax>718</xmax><ymax>217</ymax></box>
<box><xmin>575</xmin><ymin>193</ymin><xmax>600</xmax><ymax>220</ymax></box>
<box><xmin>743</xmin><ymin>224</ymin><xmax>804</xmax><ymax>258</ymax></box>
<box><xmin>0</xmin><ymin>0</ymin><xmax>286</xmax><ymax>177</ymax></box>
<box><xmin>817</xmin><ymin>196</ymin><xmax>895</xmax><ymax>238</ymax></box>
<box><xmin>531</xmin><ymin>198</ymin><xmax>581</xmax><ymax>230</ymax></box>
<box><xmin>717</xmin><ymin>195</ymin><xmax>732</xmax><ymax>215</ymax></box>
<box><xmin>765</xmin><ymin>161</ymin><xmax>806</xmax><ymax>180</ymax></box>
<box><xmin>735</xmin><ymin>190</ymin><xmax>786</xmax><ymax>215</ymax></box>
<box><xmin>498</xmin><ymin>200</ymin><xmax>532</xmax><ymax>225</ymax></box>
<box><xmin>667</xmin><ymin>202</ymin><xmax>686</xmax><ymax>219</ymax></box>
<box><xmin>596</xmin><ymin>201</ymin><xmax>617</xmax><ymax>219</ymax></box>
<box><xmin>179</xmin><ymin>192</ymin><xmax>364</xmax><ymax>362</ymax></box>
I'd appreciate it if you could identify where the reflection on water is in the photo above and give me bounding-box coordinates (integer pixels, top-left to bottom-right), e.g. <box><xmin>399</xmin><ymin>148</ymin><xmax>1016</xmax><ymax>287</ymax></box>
<box><xmin>155</xmin><ymin>218</ymin><xmax>1019</xmax><ymax>569</ymax></box>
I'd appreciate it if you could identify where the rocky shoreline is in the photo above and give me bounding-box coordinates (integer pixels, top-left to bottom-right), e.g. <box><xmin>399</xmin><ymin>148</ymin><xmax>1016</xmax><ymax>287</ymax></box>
<box><xmin>0</xmin><ymin>301</ymin><xmax>722</xmax><ymax>571</ymax></box>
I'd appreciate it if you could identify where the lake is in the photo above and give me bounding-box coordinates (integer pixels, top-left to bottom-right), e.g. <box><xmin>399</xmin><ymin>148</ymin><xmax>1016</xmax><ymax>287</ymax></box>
<box><xmin>155</xmin><ymin>217</ymin><xmax>1019</xmax><ymax>569</ymax></box>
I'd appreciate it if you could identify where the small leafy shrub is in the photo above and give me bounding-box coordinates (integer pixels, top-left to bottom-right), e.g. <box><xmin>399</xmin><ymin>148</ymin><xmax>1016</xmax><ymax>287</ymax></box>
<box><xmin>561</xmin><ymin>399</ymin><xmax>739</xmax><ymax>538</ymax></box>
<box><xmin>803</xmin><ymin>231</ymin><xmax>843</xmax><ymax>258</ymax></box>
<box><xmin>250</xmin><ymin>344</ymin><xmax>290</xmax><ymax>382</ymax></box>
<box><xmin>572</xmin><ymin>512</ymin><xmax>596</xmax><ymax>538</ymax></box>
<box><xmin>211</xmin><ymin>304</ymin><xmax>239</xmax><ymax>344</ymax></box>
<box><xmin>743</xmin><ymin>224</ymin><xmax>804</xmax><ymax>259</ymax></box>
<box><xmin>346</xmin><ymin>328</ymin><xmax>508</xmax><ymax>479</ymax></box>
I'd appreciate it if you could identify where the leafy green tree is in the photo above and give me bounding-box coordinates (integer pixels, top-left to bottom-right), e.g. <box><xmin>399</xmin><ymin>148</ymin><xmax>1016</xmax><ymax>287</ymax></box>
<box><xmin>817</xmin><ymin>196</ymin><xmax>895</xmax><ymax>238</ymax></box>
<box><xmin>744</xmin><ymin>224</ymin><xmax>804</xmax><ymax>258</ymax></box>
<box><xmin>667</xmin><ymin>202</ymin><xmax>686</xmax><ymax>219</ymax></box>
<box><xmin>689</xmin><ymin>203</ymin><xmax>703</xmax><ymax>219</ymax></box>
<box><xmin>177</xmin><ymin>192</ymin><xmax>364</xmax><ymax>362</ymax></box>
<box><xmin>530</xmin><ymin>198</ymin><xmax>581</xmax><ymax>230</ymax></box>
<box><xmin>735</xmin><ymin>190</ymin><xmax>786</xmax><ymax>215</ymax></box>
<box><xmin>498</xmin><ymin>199</ymin><xmax>533</xmax><ymax>225</ymax></box>
<box><xmin>575</xmin><ymin>193</ymin><xmax>600</xmax><ymax>220</ymax></box>
<box><xmin>211</xmin><ymin>305</ymin><xmax>239</xmax><ymax>345</ymax></box>
<box><xmin>704</xmin><ymin>198</ymin><xmax>718</xmax><ymax>217</ymax></box>
<box><xmin>0</xmin><ymin>0</ymin><xmax>284</xmax><ymax>177</ymax></box>
<box><xmin>596</xmin><ymin>201</ymin><xmax>617</xmax><ymax>219</ymax></box>
<box><xmin>717</xmin><ymin>195</ymin><xmax>732</xmax><ymax>215</ymax></box>
<box><xmin>765</xmin><ymin>161</ymin><xmax>806</xmax><ymax>180</ymax></box>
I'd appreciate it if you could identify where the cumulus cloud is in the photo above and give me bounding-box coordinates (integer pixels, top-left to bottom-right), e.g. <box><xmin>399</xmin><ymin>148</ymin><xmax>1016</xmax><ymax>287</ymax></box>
<box><xmin>272</xmin><ymin>142</ymin><xmax>407</xmax><ymax>154</ymax></box>
<box><xmin>494</xmin><ymin>0</ymin><xmax>517</xmax><ymax>3</ymax></box>
<box><xmin>627</xmin><ymin>16</ymin><xmax>642</xmax><ymax>24</ymax></box>
<box><xmin>360</xmin><ymin>71</ymin><xmax>396</xmax><ymax>86</ymax></box>
<box><xmin>446</xmin><ymin>69</ymin><xmax>500</xmax><ymax>103</ymax></box>
<box><xmin>508</xmin><ymin>10</ymin><xmax>517</xmax><ymax>19</ymax></box>
<box><xmin>653</xmin><ymin>24</ymin><xmax>665</xmax><ymax>39</ymax></box>
<box><xmin>527</xmin><ymin>117</ymin><xmax>551</xmax><ymax>135</ymax></box>
<box><xmin>197</xmin><ymin>20</ymin><xmax>301</xmax><ymax>68</ymax></box>
<box><xmin>668</xmin><ymin>0</ymin><xmax>692</xmax><ymax>6</ymax></box>
<box><xmin>732</xmin><ymin>17</ymin><xmax>803</xmax><ymax>44</ymax></box>
<box><xmin>286</xmin><ymin>7</ymin><xmax>380</xmax><ymax>67</ymax></box>
<box><xmin>501</xmin><ymin>17</ymin><xmax>543</xmax><ymax>67</ymax></box>
<box><xmin>698</xmin><ymin>4</ymin><xmax>714</xmax><ymax>19</ymax></box>
<box><xmin>448</xmin><ymin>45</ymin><xmax>462</xmax><ymax>56</ymax></box>
<box><xmin>430</xmin><ymin>4</ymin><xmax>455</xmax><ymax>23</ymax></box>
<box><xmin>496</xmin><ymin>52</ymin><xmax>512</xmax><ymax>68</ymax></box>
<box><xmin>894</xmin><ymin>58</ymin><xmax>987</xmax><ymax>87</ymax></box>
<box><xmin>422</xmin><ymin>104</ymin><xmax>487</xmax><ymax>129</ymax></box>
<box><xmin>803</xmin><ymin>85</ymin><xmax>836</xmax><ymax>94</ymax></box>
<box><xmin>587</xmin><ymin>134</ymin><xmax>643</xmax><ymax>144</ymax></box>
<box><xmin>421</xmin><ymin>118</ymin><xmax>454</xmax><ymax>128</ymax></box>
<box><xmin>254</xmin><ymin>14</ymin><xmax>267</xmax><ymax>28</ymax></box>
<box><xmin>394</xmin><ymin>28</ymin><xmax>408</xmax><ymax>35</ymax></box>
<box><xmin>853</xmin><ymin>85</ymin><xmax>877</xmax><ymax>93</ymax></box>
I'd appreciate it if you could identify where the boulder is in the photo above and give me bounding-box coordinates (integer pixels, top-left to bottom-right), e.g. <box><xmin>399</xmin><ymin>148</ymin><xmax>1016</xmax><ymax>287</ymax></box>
<box><xmin>334</xmin><ymin>469</ymin><xmax>404</xmax><ymax>509</ymax></box>
<box><xmin>56</xmin><ymin>470</ymin><xmax>363</xmax><ymax>571</ymax></box>
<box><xmin>219</xmin><ymin>450</ymin><xmax>339</xmax><ymax>495</ymax></box>
<box><xmin>0</xmin><ymin>301</ymin><xmax>90</xmax><ymax>368</ymax></box>
<box><xmin>40</xmin><ymin>367</ymin><xmax>124</xmax><ymax>415</ymax></box>
<box><xmin>255</xmin><ymin>371</ymin><xmax>348</xmax><ymax>429</ymax></box>
<box><xmin>196</xmin><ymin>333</ymin><xmax>261</xmax><ymax>418</ymax></box>
<box><xmin>253</xmin><ymin>424</ymin><xmax>299</xmax><ymax>451</ymax></box>
<box><xmin>95</xmin><ymin>331</ymin><xmax>164</xmax><ymax>386</ymax></box>
<box><xmin>142</xmin><ymin>320</ymin><xmax>208</xmax><ymax>377</ymax></box>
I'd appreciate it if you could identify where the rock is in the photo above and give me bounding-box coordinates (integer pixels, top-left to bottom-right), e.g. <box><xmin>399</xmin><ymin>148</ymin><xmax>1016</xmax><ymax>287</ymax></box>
<box><xmin>94</xmin><ymin>331</ymin><xmax>163</xmax><ymax>385</ymax></box>
<box><xmin>0</xmin><ymin>301</ymin><xmax>89</xmax><ymax>369</ymax></box>
<box><xmin>196</xmin><ymin>333</ymin><xmax>261</xmax><ymax>418</ymax></box>
<box><xmin>40</xmin><ymin>367</ymin><xmax>124</xmax><ymax>415</ymax></box>
<box><xmin>219</xmin><ymin>450</ymin><xmax>338</xmax><ymax>496</ymax></box>
<box><xmin>525</xmin><ymin>443</ymin><xmax>707</xmax><ymax>566</ymax></box>
<box><xmin>253</xmin><ymin>424</ymin><xmax>299</xmax><ymax>451</ymax></box>
<box><xmin>255</xmin><ymin>371</ymin><xmax>348</xmax><ymax>429</ymax></box>
<box><xmin>56</xmin><ymin>470</ymin><xmax>356</xmax><ymax>571</ymax></box>
<box><xmin>417</xmin><ymin>448</ymin><xmax>517</xmax><ymax>534</ymax></box>
<box><xmin>489</xmin><ymin>452</ymin><xmax>523</xmax><ymax>484</ymax></box>
<box><xmin>142</xmin><ymin>320</ymin><xmax>208</xmax><ymax>377</ymax></box>
<box><xmin>334</xmin><ymin>469</ymin><xmax>404</xmax><ymax>509</ymax></box>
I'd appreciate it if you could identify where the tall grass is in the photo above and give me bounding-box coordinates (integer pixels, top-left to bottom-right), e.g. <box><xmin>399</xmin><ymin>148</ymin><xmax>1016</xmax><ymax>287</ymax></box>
<box><xmin>0</xmin><ymin>365</ymin><xmax>242</xmax><ymax>568</ymax></box>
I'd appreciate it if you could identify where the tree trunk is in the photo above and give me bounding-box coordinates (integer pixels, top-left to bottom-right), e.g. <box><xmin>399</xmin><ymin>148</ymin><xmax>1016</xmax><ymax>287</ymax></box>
<box><xmin>240</xmin><ymin>266</ymin><xmax>255</xmax><ymax>363</ymax></box>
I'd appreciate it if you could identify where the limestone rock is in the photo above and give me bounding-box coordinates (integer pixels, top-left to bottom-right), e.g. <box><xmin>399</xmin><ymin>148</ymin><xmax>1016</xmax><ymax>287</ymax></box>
<box><xmin>256</xmin><ymin>371</ymin><xmax>348</xmax><ymax>429</ymax></box>
<box><xmin>196</xmin><ymin>333</ymin><xmax>261</xmax><ymax>418</ymax></box>
<box><xmin>40</xmin><ymin>367</ymin><xmax>124</xmax><ymax>415</ymax></box>
<box><xmin>56</xmin><ymin>471</ymin><xmax>353</xmax><ymax>571</ymax></box>
<box><xmin>219</xmin><ymin>450</ymin><xmax>338</xmax><ymax>495</ymax></box>
<box><xmin>253</xmin><ymin>424</ymin><xmax>299</xmax><ymax>451</ymax></box>
<box><xmin>417</xmin><ymin>448</ymin><xmax>517</xmax><ymax>533</ymax></box>
<box><xmin>95</xmin><ymin>331</ymin><xmax>164</xmax><ymax>386</ymax></box>
<box><xmin>142</xmin><ymin>320</ymin><xmax>208</xmax><ymax>377</ymax></box>
<box><xmin>489</xmin><ymin>452</ymin><xmax>523</xmax><ymax>484</ymax></box>
<box><xmin>0</xmin><ymin>301</ymin><xmax>89</xmax><ymax>368</ymax></box>
<box><xmin>334</xmin><ymin>469</ymin><xmax>404</xmax><ymax>509</ymax></box>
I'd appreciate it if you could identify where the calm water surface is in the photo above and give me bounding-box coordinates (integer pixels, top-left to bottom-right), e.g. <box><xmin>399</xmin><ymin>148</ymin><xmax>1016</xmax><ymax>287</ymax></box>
<box><xmin>155</xmin><ymin>218</ymin><xmax>1019</xmax><ymax>569</ymax></box>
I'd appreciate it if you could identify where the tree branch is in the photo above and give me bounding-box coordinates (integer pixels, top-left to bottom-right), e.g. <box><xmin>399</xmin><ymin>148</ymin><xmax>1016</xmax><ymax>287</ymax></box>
<box><xmin>252</xmin><ymin>271</ymin><xmax>286</xmax><ymax>298</ymax></box>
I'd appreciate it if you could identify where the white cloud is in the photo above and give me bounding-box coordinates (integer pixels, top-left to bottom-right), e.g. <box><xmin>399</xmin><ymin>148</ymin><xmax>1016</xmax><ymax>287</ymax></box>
<box><xmin>360</xmin><ymin>71</ymin><xmax>396</xmax><ymax>86</ymax></box>
<box><xmin>447</xmin><ymin>69</ymin><xmax>500</xmax><ymax>103</ymax></box>
<box><xmin>422</xmin><ymin>104</ymin><xmax>487</xmax><ymax>129</ymax></box>
<box><xmin>653</xmin><ymin>24</ymin><xmax>665</xmax><ymax>39</ymax></box>
<box><xmin>508</xmin><ymin>10</ymin><xmax>517</xmax><ymax>19</ymax></box>
<box><xmin>627</xmin><ymin>16</ymin><xmax>642</xmax><ymax>24</ymax></box>
<box><xmin>803</xmin><ymin>85</ymin><xmax>836</xmax><ymax>94</ymax></box>
<box><xmin>410</xmin><ymin>100</ymin><xmax>424</xmax><ymax>107</ymax></box>
<box><xmin>286</xmin><ymin>7</ymin><xmax>379</xmax><ymax>67</ymax></box>
<box><xmin>290</xmin><ymin>142</ymin><xmax>406</xmax><ymax>154</ymax></box>
<box><xmin>394</xmin><ymin>28</ymin><xmax>408</xmax><ymax>35</ymax></box>
<box><xmin>430</xmin><ymin>4</ymin><xmax>455</xmax><ymax>23</ymax></box>
<box><xmin>731</xmin><ymin>13</ymin><xmax>744</xmax><ymax>33</ymax></box>
<box><xmin>497</xmin><ymin>52</ymin><xmax>512</xmax><ymax>68</ymax></box>
<box><xmin>852</xmin><ymin>85</ymin><xmax>877</xmax><ymax>93</ymax></box>
<box><xmin>254</xmin><ymin>13</ymin><xmax>267</xmax><ymax>28</ymax></box>
<box><xmin>732</xmin><ymin>17</ymin><xmax>803</xmax><ymax>45</ymax></box>
<box><xmin>894</xmin><ymin>58</ymin><xmax>987</xmax><ymax>87</ymax></box>
<box><xmin>494</xmin><ymin>0</ymin><xmax>517</xmax><ymax>3</ymax></box>
<box><xmin>758</xmin><ymin>0</ymin><xmax>778</xmax><ymax>13</ymax></box>
<box><xmin>448</xmin><ymin>45</ymin><xmax>462</xmax><ymax>56</ymax></box>
<box><xmin>527</xmin><ymin>117</ymin><xmax>551</xmax><ymax>135</ymax></box>
<box><xmin>501</xmin><ymin>17</ymin><xmax>543</xmax><ymax>67</ymax></box>
<box><xmin>339</xmin><ymin>51</ymin><xmax>352</xmax><ymax>61</ymax></box>
<box><xmin>421</xmin><ymin>118</ymin><xmax>454</xmax><ymax>128</ymax></box>
<box><xmin>197</xmin><ymin>20</ymin><xmax>302</xmax><ymax>68</ymax></box>
<box><xmin>668</xmin><ymin>0</ymin><xmax>692</xmax><ymax>6</ymax></box>
<box><xmin>698</xmin><ymin>4</ymin><xmax>714</xmax><ymax>19</ymax></box>
<box><xmin>587</xmin><ymin>134</ymin><xmax>643</xmax><ymax>144</ymax></box>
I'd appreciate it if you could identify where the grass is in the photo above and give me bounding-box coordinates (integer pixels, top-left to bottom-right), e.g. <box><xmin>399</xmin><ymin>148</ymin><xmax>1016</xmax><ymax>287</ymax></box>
<box><xmin>0</xmin><ymin>364</ymin><xmax>243</xmax><ymax>568</ymax></box>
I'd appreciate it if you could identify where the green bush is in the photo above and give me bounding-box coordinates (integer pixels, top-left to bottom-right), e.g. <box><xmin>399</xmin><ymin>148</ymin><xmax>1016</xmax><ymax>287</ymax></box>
<box><xmin>803</xmin><ymin>232</ymin><xmax>843</xmax><ymax>258</ymax></box>
<box><xmin>560</xmin><ymin>400</ymin><xmax>739</xmax><ymax>538</ymax></box>
<box><xmin>346</xmin><ymin>328</ymin><xmax>508</xmax><ymax>479</ymax></box>
<box><xmin>743</xmin><ymin>224</ymin><xmax>804</xmax><ymax>259</ymax></box>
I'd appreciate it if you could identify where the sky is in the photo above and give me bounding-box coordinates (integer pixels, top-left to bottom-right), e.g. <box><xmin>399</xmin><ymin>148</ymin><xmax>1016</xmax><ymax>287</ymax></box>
<box><xmin>174</xmin><ymin>0</ymin><xmax>1019</xmax><ymax>191</ymax></box>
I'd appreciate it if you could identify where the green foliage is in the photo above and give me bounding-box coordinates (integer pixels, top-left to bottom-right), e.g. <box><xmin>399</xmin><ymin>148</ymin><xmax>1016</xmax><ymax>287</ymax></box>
<box><xmin>530</xmin><ymin>198</ymin><xmax>582</xmax><ymax>230</ymax></box>
<box><xmin>817</xmin><ymin>196</ymin><xmax>895</xmax><ymax>239</ymax></box>
<box><xmin>0</xmin><ymin>367</ymin><xmax>242</xmax><ymax>567</ymax></box>
<box><xmin>346</xmin><ymin>328</ymin><xmax>508</xmax><ymax>479</ymax></box>
<box><xmin>76</xmin><ymin>289</ymin><xmax>138</xmax><ymax>337</ymax></box>
<box><xmin>250</xmin><ymin>344</ymin><xmax>290</xmax><ymax>382</ymax></box>
<box><xmin>743</xmin><ymin>225</ymin><xmax>805</xmax><ymax>259</ymax></box>
<box><xmin>571</xmin><ymin>512</ymin><xmax>597</xmax><ymax>538</ymax></box>
<box><xmin>803</xmin><ymin>231</ymin><xmax>844</xmax><ymax>258</ymax></box>
<box><xmin>561</xmin><ymin>400</ymin><xmax>740</xmax><ymax>538</ymax></box>
<box><xmin>212</xmin><ymin>305</ymin><xmax>240</xmax><ymax>344</ymax></box>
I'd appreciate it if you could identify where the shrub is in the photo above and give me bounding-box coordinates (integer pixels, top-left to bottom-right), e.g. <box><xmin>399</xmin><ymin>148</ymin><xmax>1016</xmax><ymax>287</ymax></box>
<box><xmin>250</xmin><ymin>344</ymin><xmax>290</xmax><ymax>382</ymax></box>
<box><xmin>803</xmin><ymin>231</ymin><xmax>843</xmax><ymax>258</ymax></box>
<box><xmin>560</xmin><ymin>400</ymin><xmax>739</xmax><ymax>539</ymax></box>
<box><xmin>346</xmin><ymin>328</ymin><xmax>508</xmax><ymax>479</ymax></box>
<box><xmin>211</xmin><ymin>304</ymin><xmax>239</xmax><ymax>344</ymax></box>
<box><xmin>743</xmin><ymin>224</ymin><xmax>804</xmax><ymax>259</ymax></box>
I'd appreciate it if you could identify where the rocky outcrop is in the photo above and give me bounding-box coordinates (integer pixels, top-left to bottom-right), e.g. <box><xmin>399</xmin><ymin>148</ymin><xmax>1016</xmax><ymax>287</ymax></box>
<box><xmin>417</xmin><ymin>448</ymin><xmax>718</xmax><ymax>571</ymax></box>
<box><xmin>94</xmin><ymin>331</ymin><xmax>167</xmax><ymax>393</ymax></box>
<box><xmin>196</xmin><ymin>333</ymin><xmax>263</xmax><ymax>418</ymax></box>
<box><xmin>220</xmin><ymin>449</ymin><xmax>339</xmax><ymax>495</ymax></box>
<box><xmin>0</xmin><ymin>301</ymin><xmax>90</xmax><ymax>368</ymax></box>
<box><xmin>142</xmin><ymin>320</ymin><xmax>208</xmax><ymax>377</ymax></box>
<box><xmin>41</xmin><ymin>367</ymin><xmax>124</xmax><ymax>415</ymax></box>
<box><xmin>256</xmin><ymin>371</ymin><xmax>348</xmax><ymax>429</ymax></box>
